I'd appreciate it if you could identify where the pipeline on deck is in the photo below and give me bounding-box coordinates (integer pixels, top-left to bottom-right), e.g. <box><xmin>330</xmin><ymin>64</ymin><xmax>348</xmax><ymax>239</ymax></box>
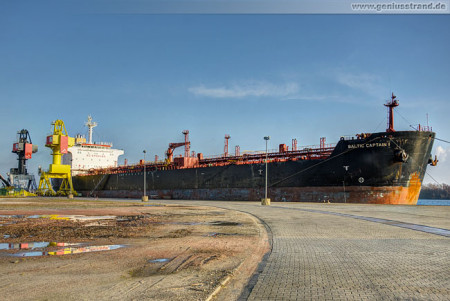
<box><xmin>78</xmin><ymin>142</ymin><xmax>336</xmax><ymax>176</ymax></box>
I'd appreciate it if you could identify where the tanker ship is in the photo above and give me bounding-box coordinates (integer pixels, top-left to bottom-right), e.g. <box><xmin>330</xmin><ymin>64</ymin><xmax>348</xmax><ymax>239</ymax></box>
<box><xmin>62</xmin><ymin>116</ymin><xmax>124</xmax><ymax>175</ymax></box>
<box><xmin>70</xmin><ymin>95</ymin><xmax>437</xmax><ymax>204</ymax></box>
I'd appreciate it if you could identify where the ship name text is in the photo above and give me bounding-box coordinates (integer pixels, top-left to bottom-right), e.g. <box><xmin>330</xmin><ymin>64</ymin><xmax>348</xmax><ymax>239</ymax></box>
<box><xmin>347</xmin><ymin>142</ymin><xmax>391</xmax><ymax>149</ymax></box>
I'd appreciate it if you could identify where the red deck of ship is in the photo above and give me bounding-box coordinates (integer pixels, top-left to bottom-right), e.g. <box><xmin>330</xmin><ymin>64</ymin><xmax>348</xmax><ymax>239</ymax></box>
<box><xmin>78</xmin><ymin>142</ymin><xmax>336</xmax><ymax>176</ymax></box>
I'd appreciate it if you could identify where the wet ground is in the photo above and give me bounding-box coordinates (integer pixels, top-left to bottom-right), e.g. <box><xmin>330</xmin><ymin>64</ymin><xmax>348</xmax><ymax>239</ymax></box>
<box><xmin>0</xmin><ymin>197</ymin><xmax>269</xmax><ymax>300</ymax></box>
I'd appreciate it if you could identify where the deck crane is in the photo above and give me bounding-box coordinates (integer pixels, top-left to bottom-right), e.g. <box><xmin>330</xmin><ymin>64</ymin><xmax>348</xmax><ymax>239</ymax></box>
<box><xmin>165</xmin><ymin>130</ymin><xmax>191</xmax><ymax>164</ymax></box>
<box><xmin>37</xmin><ymin>120</ymin><xmax>77</xmax><ymax>196</ymax></box>
<box><xmin>165</xmin><ymin>142</ymin><xmax>190</xmax><ymax>163</ymax></box>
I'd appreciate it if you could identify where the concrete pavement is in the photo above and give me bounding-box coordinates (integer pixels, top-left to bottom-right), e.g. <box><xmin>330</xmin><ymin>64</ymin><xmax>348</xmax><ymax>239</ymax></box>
<box><xmin>167</xmin><ymin>201</ymin><xmax>449</xmax><ymax>300</ymax></box>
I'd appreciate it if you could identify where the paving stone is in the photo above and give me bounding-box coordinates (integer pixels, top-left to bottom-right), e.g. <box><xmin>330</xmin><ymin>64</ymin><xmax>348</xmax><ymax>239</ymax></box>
<box><xmin>170</xmin><ymin>201</ymin><xmax>450</xmax><ymax>300</ymax></box>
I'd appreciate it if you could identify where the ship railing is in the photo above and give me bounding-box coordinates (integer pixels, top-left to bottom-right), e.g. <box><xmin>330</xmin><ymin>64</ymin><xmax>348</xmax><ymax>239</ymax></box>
<box><xmin>136</xmin><ymin>160</ymin><xmax>166</xmax><ymax>165</ymax></box>
<box><xmin>77</xmin><ymin>143</ymin><xmax>337</xmax><ymax>176</ymax></box>
<box><xmin>416</xmin><ymin>124</ymin><xmax>432</xmax><ymax>132</ymax></box>
<box><xmin>199</xmin><ymin>145</ymin><xmax>336</xmax><ymax>165</ymax></box>
<box><xmin>201</xmin><ymin>143</ymin><xmax>336</xmax><ymax>160</ymax></box>
<box><xmin>93</xmin><ymin>142</ymin><xmax>113</xmax><ymax>146</ymax></box>
<box><xmin>72</xmin><ymin>169</ymin><xmax>92</xmax><ymax>176</ymax></box>
<box><xmin>340</xmin><ymin>135</ymin><xmax>355</xmax><ymax>141</ymax></box>
<box><xmin>201</xmin><ymin>149</ymin><xmax>278</xmax><ymax>160</ymax></box>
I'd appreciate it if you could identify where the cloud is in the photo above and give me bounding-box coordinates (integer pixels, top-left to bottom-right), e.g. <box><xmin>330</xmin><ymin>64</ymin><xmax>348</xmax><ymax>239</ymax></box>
<box><xmin>425</xmin><ymin>145</ymin><xmax>450</xmax><ymax>184</ymax></box>
<box><xmin>335</xmin><ymin>72</ymin><xmax>384</xmax><ymax>97</ymax></box>
<box><xmin>188</xmin><ymin>81</ymin><xmax>299</xmax><ymax>99</ymax></box>
<box><xmin>435</xmin><ymin>145</ymin><xmax>449</xmax><ymax>163</ymax></box>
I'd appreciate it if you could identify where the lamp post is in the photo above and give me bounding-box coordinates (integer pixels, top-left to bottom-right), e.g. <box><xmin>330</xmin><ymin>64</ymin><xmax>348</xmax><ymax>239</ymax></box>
<box><xmin>343</xmin><ymin>166</ymin><xmax>348</xmax><ymax>203</ymax></box>
<box><xmin>142</xmin><ymin>150</ymin><xmax>148</xmax><ymax>202</ymax></box>
<box><xmin>262</xmin><ymin>136</ymin><xmax>270</xmax><ymax>205</ymax></box>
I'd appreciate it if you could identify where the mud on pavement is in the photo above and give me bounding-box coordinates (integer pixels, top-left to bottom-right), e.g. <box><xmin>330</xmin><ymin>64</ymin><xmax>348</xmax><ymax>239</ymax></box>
<box><xmin>0</xmin><ymin>197</ymin><xmax>269</xmax><ymax>300</ymax></box>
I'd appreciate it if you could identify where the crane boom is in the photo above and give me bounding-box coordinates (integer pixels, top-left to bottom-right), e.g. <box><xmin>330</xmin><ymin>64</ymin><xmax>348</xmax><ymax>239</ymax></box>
<box><xmin>166</xmin><ymin>142</ymin><xmax>190</xmax><ymax>163</ymax></box>
<box><xmin>0</xmin><ymin>174</ymin><xmax>11</xmax><ymax>187</ymax></box>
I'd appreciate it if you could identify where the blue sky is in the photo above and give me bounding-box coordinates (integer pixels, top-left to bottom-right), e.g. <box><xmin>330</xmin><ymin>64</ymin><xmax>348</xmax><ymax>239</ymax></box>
<box><xmin>1</xmin><ymin>2</ymin><xmax>449</xmax><ymax>185</ymax></box>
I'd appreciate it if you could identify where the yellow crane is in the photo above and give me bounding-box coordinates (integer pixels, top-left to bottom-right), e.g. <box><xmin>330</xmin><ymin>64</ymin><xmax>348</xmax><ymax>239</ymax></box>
<box><xmin>37</xmin><ymin>120</ymin><xmax>77</xmax><ymax>196</ymax></box>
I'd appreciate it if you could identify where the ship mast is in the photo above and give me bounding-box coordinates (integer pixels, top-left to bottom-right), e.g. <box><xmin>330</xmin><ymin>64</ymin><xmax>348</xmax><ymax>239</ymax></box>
<box><xmin>384</xmin><ymin>93</ymin><xmax>399</xmax><ymax>133</ymax></box>
<box><xmin>85</xmin><ymin>115</ymin><xmax>97</xmax><ymax>144</ymax></box>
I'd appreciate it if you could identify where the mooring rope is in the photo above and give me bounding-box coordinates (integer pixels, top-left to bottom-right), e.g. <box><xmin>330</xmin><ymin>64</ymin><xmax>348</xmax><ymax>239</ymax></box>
<box><xmin>269</xmin><ymin>136</ymin><xmax>382</xmax><ymax>187</ymax></box>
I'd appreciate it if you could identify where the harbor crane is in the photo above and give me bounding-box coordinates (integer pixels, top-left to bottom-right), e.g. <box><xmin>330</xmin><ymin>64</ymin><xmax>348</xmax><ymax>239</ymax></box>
<box><xmin>11</xmin><ymin>129</ymin><xmax>38</xmax><ymax>176</ymax></box>
<box><xmin>0</xmin><ymin>129</ymin><xmax>37</xmax><ymax>196</ymax></box>
<box><xmin>37</xmin><ymin>120</ymin><xmax>77</xmax><ymax>196</ymax></box>
<box><xmin>10</xmin><ymin>129</ymin><xmax>38</xmax><ymax>191</ymax></box>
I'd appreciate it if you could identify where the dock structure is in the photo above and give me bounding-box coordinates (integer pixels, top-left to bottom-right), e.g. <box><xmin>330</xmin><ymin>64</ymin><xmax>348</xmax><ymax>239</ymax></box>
<box><xmin>168</xmin><ymin>200</ymin><xmax>450</xmax><ymax>300</ymax></box>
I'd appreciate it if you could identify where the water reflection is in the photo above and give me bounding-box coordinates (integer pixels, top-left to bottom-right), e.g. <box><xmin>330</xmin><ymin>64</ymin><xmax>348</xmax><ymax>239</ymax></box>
<box><xmin>0</xmin><ymin>241</ymin><xmax>126</xmax><ymax>257</ymax></box>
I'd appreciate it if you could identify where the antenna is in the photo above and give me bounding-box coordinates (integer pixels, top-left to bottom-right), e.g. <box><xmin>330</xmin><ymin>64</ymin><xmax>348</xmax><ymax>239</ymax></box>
<box><xmin>224</xmin><ymin>134</ymin><xmax>231</xmax><ymax>157</ymax></box>
<box><xmin>183</xmin><ymin>130</ymin><xmax>190</xmax><ymax>157</ymax></box>
<box><xmin>85</xmin><ymin>115</ymin><xmax>98</xmax><ymax>144</ymax></box>
<box><xmin>384</xmin><ymin>93</ymin><xmax>399</xmax><ymax>132</ymax></box>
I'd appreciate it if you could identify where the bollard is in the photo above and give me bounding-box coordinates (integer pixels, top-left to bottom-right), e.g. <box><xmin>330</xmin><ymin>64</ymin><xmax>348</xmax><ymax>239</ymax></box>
<box><xmin>142</xmin><ymin>195</ymin><xmax>149</xmax><ymax>202</ymax></box>
<box><xmin>261</xmin><ymin>198</ymin><xmax>271</xmax><ymax>206</ymax></box>
<box><xmin>68</xmin><ymin>194</ymin><xmax>74</xmax><ymax>199</ymax></box>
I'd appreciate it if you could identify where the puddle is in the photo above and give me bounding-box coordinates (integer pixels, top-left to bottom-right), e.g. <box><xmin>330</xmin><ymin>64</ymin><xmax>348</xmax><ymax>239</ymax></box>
<box><xmin>203</xmin><ymin>232</ymin><xmax>240</xmax><ymax>237</ymax></box>
<box><xmin>0</xmin><ymin>214</ymin><xmax>117</xmax><ymax>221</ymax></box>
<box><xmin>27</xmin><ymin>215</ymin><xmax>43</xmax><ymax>219</ymax></box>
<box><xmin>155</xmin><ymin>220</ymin><xmax>241</xmax><ymax>226</ymax></box>
<box><xmin>5</xmin><ymin>244</ymin><xmax>126</xmax><ymax>257</ymax></box>
<box><xmin>156</xmin><ymin>221</ymin><xmax>204</xmax><ymax>226</ymax></box>
<box><xmin>116</xmin><ymin>215</ymin><xmax>149</xmax><ymax>222</ymax></box>
<box><xmin>178</xmin><ymin>222</ymin><xmax>203</xmax><ymax>225</ymax></box>
<box><xmin>0</xmin><ymin>240</ymin><xmax>126</xmax><ymax>257</ymax></box>
<box><xmin>148</xmin><ymin>258</ymin><xmax>170</xmax><ymax>263</ymax></box>
<box><xmin>0</xmin><ymin>241</ymin><xmax>51</xmax><ymax>250</ymax></box>
<box><xmin>208</xmin><ymin>221</ymin><xmax>241</xmax><ymax>226</ymax></box>
<box><xmin>47</xmin><ymin>244</ymin><xmax>126</xmax><ymax>256</ymax></box>
<box><xmin>48</xmin><ymin>242</ymin><xmax>84</xmax><ymax>247</ymax></box>
<box><xmin>33</xmin><ymin>215</ymin><xmax>116</xmax><ymax>221</ymax></box>
<box><xmin>0</xmin><ymin>241</ymin><xmax>85</xmax><ymax>251</ymax></box>
<box><xmin>0</xmin><ymin>215</ymin><xmax>26</xmax><ymax>218</ymax></box>
<box><xmin>11</xmin><ymin>251</ymin><xmax>49</xmax><ymax>257</ymax></box>
<box><xmin>205</xmin><ymin>232</ymin><xmax>220</xmax><ymax>237</ymax></box>
<box><xmin>68</xmin><ymin>215</ymin><xmax>116</xmax><ymax>221</ymax></box>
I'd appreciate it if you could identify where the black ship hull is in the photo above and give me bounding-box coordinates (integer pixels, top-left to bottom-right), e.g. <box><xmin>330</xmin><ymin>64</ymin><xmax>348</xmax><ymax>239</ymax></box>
<box><xmin>72</xmin><ymin>131</ymin><xmax>435</xmax><ymax>204</ymax></box>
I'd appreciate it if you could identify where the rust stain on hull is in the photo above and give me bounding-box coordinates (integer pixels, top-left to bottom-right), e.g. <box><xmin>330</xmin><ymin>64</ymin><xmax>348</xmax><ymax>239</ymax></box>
<box><xmin>80</xmin><ymin>176</ymin><xmax>423</xmax><ymax>205</ymax></box>
<box><xmin>364</xmin><ymin>172</ymin><xmax>421</xmax><ymax>205</ymax></box>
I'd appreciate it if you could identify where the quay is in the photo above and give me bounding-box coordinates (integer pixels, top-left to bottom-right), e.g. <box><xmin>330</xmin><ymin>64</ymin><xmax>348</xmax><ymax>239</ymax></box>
<box><xmin>169</xmin><ymin>201</ymin><xmax>450</xmax><ymax>300</ymax></box>
<box><xmin>1</xmin><ymin>198</ymin><xmax>448</xmax><ymax>300</ymax></box>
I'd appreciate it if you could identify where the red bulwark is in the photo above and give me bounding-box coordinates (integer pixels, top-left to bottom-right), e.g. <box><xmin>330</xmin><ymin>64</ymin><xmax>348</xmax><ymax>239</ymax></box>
<box><xmin>174</xmin><ymin>157</ymin><xmax>199</xmax><ymax>168</ymax></box>
<box><xmin>25</xmin><ymin>143</ymin><xmax>33</xmax><ymax>159</ymax></box>
<box><xmin>60</xmin><ymin>136</ymin><xmax>68</xmax><ymax>154</ymax></box>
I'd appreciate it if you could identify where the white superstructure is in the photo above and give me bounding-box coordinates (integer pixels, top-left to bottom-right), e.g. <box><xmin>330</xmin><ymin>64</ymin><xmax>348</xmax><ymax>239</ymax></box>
<box><xmin>62</xmin><ymin>116</ymin><xmax>124</xmax><ymax>175</ymax></box>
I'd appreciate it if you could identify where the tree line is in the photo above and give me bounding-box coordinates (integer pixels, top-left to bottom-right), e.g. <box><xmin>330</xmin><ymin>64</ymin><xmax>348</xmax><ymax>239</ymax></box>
<box><xmin>419</xmin><ymin>183</ymin><xmax>450</xmax><ymax>199</ymax></box>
